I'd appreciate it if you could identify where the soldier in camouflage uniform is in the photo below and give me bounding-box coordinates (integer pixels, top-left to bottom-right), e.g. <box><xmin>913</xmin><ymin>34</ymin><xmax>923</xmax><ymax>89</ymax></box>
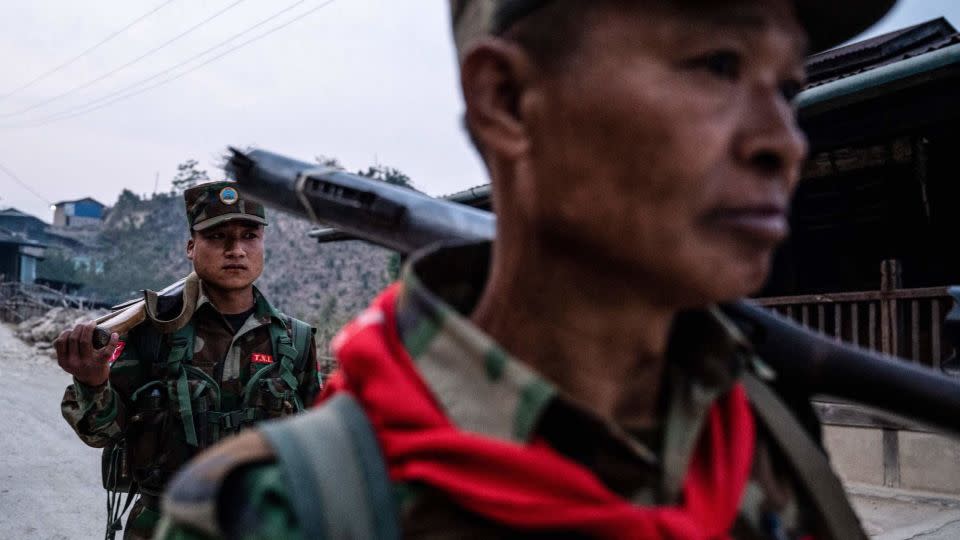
<box><xmin>160</xmin><ymin>1</ymin><xmax>897</xmax><ymax>539</ymax></box>
<box><xmin>56</xmin><ymin>181</ymin><xmax>321</xmax><ymax>539</ymax></box>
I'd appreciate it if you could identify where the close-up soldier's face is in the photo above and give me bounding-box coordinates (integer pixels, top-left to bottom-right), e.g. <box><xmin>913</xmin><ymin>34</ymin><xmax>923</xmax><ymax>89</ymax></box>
<box><xmin>187</xmin><ymin>221</ymin><xmax>265</xmax><ymax>292</ymax></box>
<box><xmin>474</xmin><ymin>0</ymin><xmax>810</xmax><ymax>307</ymax></box>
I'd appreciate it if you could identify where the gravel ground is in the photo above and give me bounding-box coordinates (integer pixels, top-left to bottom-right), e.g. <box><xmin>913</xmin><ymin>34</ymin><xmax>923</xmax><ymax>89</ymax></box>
<box><xmin>0</xmin><ymin>322</ymin><xmax>103</xmax><ymax>539</ymax></box>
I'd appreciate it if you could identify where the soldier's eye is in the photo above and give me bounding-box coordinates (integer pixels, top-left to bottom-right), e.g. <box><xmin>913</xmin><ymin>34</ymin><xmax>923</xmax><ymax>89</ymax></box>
<box><xmin>686</xmin><ymin>50</ymin><xmax>743</xmax><ymax>81</ymax></box>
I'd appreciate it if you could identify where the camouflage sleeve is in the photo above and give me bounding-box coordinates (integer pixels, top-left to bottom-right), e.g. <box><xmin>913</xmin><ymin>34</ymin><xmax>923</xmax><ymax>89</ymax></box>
<box><xmin>155</xmin><ymin>464</ymin><xmax>302</xmax><ymax>540</ymax></box>
<box><xmin>61</xmin><ymin>379</ymin><xmax>124</xmax><ymax>448</ymax></box>
<box><xmin>296</xmin><ymin>333</ymin><xmax>321</xmax><ymax>407</ymax></box>
<box><xmin>60</xmin><ymin>337</ymin><xmax>141</xmax><ymax>448</ymax></box>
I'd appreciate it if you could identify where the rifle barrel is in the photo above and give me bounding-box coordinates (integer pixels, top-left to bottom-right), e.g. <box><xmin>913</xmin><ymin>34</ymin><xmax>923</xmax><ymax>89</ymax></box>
<box><xmin>226</xmin><ymin>148</ymin><xmax>495</xmax><ymax>254</ymax></box>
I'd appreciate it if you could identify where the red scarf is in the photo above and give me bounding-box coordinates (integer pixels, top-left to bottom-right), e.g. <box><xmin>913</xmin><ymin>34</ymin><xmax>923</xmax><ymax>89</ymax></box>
<box><xmin>321</xmin><ymin>284</ymin><xmax>755</xmax><ymax>539</ymax></box>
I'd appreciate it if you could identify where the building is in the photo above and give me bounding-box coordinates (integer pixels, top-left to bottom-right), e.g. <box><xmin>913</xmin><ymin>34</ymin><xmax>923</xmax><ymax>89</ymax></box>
<box><xmin>52</xmin><ymin>197</ymin><xmax>106</xmax><ymax>228</ymax></box>
<box><xmin>758</xmin><ymin>18</ymin><xmax>960</xmax><ymax>360</ymax></box>
<box><xmin>0</xmin><ymin>207</ymin><xmax>48</xmax><ymax>237</ymax></box>
<box><xmin>0</xmin><ymin>228</ymin><xmax>46</xmax><ymax>283</ymax></box>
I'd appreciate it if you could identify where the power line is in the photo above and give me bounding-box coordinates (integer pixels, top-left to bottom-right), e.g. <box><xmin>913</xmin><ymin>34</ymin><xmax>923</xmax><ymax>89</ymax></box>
<box><xmin>0</xmin><ymin>0</ymin><xmax>176</xmax><ymax>103</ymax></box>
<box><xmin>5</xmin><ymin>0</ymin><xmax>338</xmax><ymax>130</ymax></box>
<box><xmin>0</xmin><ymin>162</ymin><xmax>52</xmax><ymax>206</ymax></box>
<box><xmin>0</xmin><ymin>0</ymin><xmax>249</xmax><ymax>119</ymax></box>
<box><xmin>16</xmin><ymin>0</ymin><xmax>313</xmax><ymax>127</ymax></box>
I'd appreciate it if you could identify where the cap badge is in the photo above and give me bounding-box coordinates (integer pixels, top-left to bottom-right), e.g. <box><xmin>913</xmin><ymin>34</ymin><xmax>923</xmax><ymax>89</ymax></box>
<box><xmin>219</xmin><ymin>186</ymin><xmax>239</xmax><ymax>205</ymax></box>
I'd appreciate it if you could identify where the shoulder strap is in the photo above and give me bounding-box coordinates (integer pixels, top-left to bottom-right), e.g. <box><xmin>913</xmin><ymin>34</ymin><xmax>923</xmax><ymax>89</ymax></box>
<box><xmin>742</xmin><ymin>373</ymin><xmax>867</xmax><ymax>540</ymax></box>
<box><xmin>166</xmin><ymin>322</ymin><xmax>199</xmax><ymax>447</ymax></box>
<box><xmin>258</xmin><ymin>394</ymin><xmax>400</xmax><ymax>540</ymax></box>
<box><xmin>290</xmin><ymin>317</ymin><xmax>313</xmax><ymax>371</ymax></box>
<box><xmin>268</xmin><ymin>318</ymin><xmax>301</xmax><ymax>394</ymax></box>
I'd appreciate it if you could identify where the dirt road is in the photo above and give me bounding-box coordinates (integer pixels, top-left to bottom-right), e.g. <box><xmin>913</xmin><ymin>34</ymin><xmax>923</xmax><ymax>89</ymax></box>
<box><xmin>0</xmin><ymin>322</ymin><xmax>102</xmax><ymax>539</ymax></box>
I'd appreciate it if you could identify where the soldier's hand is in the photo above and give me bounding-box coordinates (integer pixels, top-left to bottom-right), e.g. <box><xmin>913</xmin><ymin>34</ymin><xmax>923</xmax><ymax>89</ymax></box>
<box><xmin>53</xmin><ymin>321</ymin><xmax>119</xmax><ymax>387</ymax></box>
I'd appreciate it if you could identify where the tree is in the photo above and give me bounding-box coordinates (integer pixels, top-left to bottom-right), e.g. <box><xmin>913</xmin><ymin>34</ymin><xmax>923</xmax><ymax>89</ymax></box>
<box><xmin>357</xmin><ymin>165</ymin><xmax>414</xmax><ymax>189</ymax></box>
<box><xmin>171</xmin><ymin>159</ymin><xmax>210</xmax><ymax>193</ymax></box>
<box><xmin>315</xmin><ymin>156</ymin><xmax>343</xmax><ymax>169</ymax></box>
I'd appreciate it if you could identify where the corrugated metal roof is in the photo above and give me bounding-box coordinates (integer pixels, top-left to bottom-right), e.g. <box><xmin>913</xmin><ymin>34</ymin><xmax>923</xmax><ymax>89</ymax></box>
<box><xmin>806</xmin><ymin>17</ymin><xmax>958</xmax><ymax>88</ymax></box>
<box><xmin>797</xmin><ymin>41</ymin><xmax>960</xmax><ymax>113</ymax></box>
<box><xmin>0</xmin><ymin>207</ymin><xmax>37</xmax><ymax>218</ymax></box>
<box><xmin>444</xmin><ymin>184</ymin><xmax>491</xmax><ymax>207</ymax></box>
<box><xmin>0</xmin><ymin>227</ymin><xmax>46</xmax><ymax>247</ymax></box>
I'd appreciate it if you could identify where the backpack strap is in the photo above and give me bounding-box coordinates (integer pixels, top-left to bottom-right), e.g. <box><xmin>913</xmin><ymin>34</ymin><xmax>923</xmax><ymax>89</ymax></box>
<box><xmin>290</xmin><ymin>317</ymin><xmax>313</xmax><ymax>371</ymax></box>
<box><xmin>268</xmin><ymin>318</ymin><xmax>302</xmax><ymax>398</ymax></box>
<box><xmin>742</xmin><ymin>373</ymin><xmax>867</xmax><ymax>540</ymax></box>
<box><xmin>259</xmin><ymin>394</ymin><xmax>400</xmax><ymax>540</ymax></box>
<box><xmin>166</xmin><ymin>322</ymin><xmax>199</xmax><ymax>447</ymax></box>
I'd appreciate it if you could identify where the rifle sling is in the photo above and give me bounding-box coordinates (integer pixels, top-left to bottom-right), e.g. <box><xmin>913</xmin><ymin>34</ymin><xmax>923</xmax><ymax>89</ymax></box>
<box><xmin>742</xmin><ymin>373</ymin><xmax>867</xmax><ymax>540</ymax></box>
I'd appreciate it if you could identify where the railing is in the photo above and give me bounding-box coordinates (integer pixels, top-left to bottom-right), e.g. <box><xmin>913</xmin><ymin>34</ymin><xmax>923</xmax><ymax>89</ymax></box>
<box><xmin>756</xmin><ymin>286</ymin><xmax>952</xmax><ymax>368</ymax></box>
<box><xmin>755</xmin><ymin>261</ymin><xmax>957</xmax><ymax>489</ymax></box>
<box><xmin>756</xmin><ymin>260</ymin><xmax>952</xmax><ymax>369</ymax></box>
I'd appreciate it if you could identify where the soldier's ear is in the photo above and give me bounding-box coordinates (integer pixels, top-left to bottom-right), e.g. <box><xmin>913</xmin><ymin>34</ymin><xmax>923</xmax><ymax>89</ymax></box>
<box><xmin>186</xmin><ymin>237</ymin><xmax>195</xmax><ymax>261</ymax></box>
<box><xmin>460</xmin><ymin>37</ymin><xmax>534</xmax><ymax>161</ymax></box>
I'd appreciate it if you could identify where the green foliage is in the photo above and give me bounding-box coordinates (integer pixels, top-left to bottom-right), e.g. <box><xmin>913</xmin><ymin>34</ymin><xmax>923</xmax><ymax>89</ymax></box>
<box><xmin>315</xmin><ymin>156</ymin><xmax>343</xmax><ymax>169</ymax></box>
<box><xmin>171</xmin><ymin>159</ymin><xmax>210</xmax><ymax>193</ymax></box>
<box><xmin>356</xmin><ymin>165</ymin><xmax>414</xmax><ymax>188</ymax></box>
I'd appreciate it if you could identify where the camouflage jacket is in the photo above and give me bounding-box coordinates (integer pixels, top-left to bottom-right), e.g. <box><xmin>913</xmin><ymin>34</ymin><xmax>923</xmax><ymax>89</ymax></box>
<box><xmin>61</xmin><ymin>284</ymin><xmax>321</xmax><ymax>501</ymax></box>
<box><xmin>158</xmin><ymin>243</ymin><xmax>855</xmax><ymax>540</ymax></box>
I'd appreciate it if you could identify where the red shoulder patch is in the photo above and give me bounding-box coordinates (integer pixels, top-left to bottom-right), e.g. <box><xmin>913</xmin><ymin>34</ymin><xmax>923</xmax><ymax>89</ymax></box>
<box><xmin>251</xmin><ymin>353</ymin><xmax>274</xmax><ymax>365</ymax></box>
<box><xmin>108</xmin><ymin>341</ymin><xmax>125</xmax><ymax>363</ymax></box>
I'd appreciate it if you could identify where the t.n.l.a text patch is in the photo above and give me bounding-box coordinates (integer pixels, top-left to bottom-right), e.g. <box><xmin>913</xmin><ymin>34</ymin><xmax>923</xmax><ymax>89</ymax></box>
<box><xmin>251</xmin><ymin>353</ymin><xmax>274</xmax><ymax>364</ymax></box>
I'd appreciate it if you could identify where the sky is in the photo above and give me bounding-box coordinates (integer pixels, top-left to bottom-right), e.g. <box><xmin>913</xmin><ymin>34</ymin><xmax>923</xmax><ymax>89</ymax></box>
<box><xmin>0</xmin><ymin>1</ymin><xmax>958</xmax><ymax>223</ymax></box>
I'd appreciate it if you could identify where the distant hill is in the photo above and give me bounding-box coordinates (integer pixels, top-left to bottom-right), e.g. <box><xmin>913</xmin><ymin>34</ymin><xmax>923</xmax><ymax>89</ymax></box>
<box><xmin>37</xmin><ymin>189</ymin><xmax>395</xmax><ymax>355</ymax></box>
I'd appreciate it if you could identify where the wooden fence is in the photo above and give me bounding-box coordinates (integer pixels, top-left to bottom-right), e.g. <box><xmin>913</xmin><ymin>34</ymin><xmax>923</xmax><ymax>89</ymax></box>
<box><xmin>756</xmin><ymin>286</ymin><xmax>952</xmax><ymax>368</ymax></box>
<box><xmin>0</xmin><ymin>281</ymin><xmax>90</xmax><ymax>323</ymax></box>
<box><xmin>755</xmin><ymin>261</ymin><xmax>957</xmax><ymax>489</ymax></box>
<box><xmin>755</xmin><ymin>261</ymin><xmax>952</xmax><ymax>368</ymax></box>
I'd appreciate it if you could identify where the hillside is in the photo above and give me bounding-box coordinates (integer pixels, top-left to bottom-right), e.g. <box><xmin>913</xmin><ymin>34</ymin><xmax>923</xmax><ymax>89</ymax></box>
<box><xmin>38</xmin><ymin>189</ymin><xmax>395</xmax><ymax>354</ymax></box>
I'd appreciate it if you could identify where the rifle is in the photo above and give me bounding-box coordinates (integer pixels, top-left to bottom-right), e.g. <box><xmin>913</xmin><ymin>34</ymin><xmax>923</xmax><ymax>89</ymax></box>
<box><xmin>91</xmin><ymin>273</ymin><xmax>200</xmax><ymax>349</ymax></box>
<box><xmin>226</xmin><ymin>147</ymin><xmax>960</xmax><ymax>436</ymax></box>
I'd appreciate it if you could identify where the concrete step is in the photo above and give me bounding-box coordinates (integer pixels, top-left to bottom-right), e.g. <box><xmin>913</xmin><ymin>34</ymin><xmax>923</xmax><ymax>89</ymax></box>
<box><xmin>824</xmin><ymin>424</ymin><xmax>960</xmax><ymax>494</ymax></box>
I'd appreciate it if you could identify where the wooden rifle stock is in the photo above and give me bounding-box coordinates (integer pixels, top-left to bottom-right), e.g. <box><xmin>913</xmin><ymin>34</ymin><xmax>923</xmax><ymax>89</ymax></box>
<box><xmin>90</xmin><ymin>273</ymin><xmax>200</xmax><ymax>349</ymax></box>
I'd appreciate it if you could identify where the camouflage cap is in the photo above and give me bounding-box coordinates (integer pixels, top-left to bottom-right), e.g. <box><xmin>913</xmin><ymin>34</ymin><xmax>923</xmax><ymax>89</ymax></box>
<box><xmin>449</xmin><ymin>0</ymin><xmax>898</xmax><ymax>58</ymax></box>
<box><xmin>183</xmin><ymin>181</ymin><xmax>268</xmax><ymax>231</ymax></box>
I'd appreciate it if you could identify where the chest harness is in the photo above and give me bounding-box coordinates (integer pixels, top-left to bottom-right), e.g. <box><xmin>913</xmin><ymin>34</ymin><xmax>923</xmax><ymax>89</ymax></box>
<box><xmin>157</xmin><ymin>314</ymin><xmax>311</xmax><ymax>447</ymax></box>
